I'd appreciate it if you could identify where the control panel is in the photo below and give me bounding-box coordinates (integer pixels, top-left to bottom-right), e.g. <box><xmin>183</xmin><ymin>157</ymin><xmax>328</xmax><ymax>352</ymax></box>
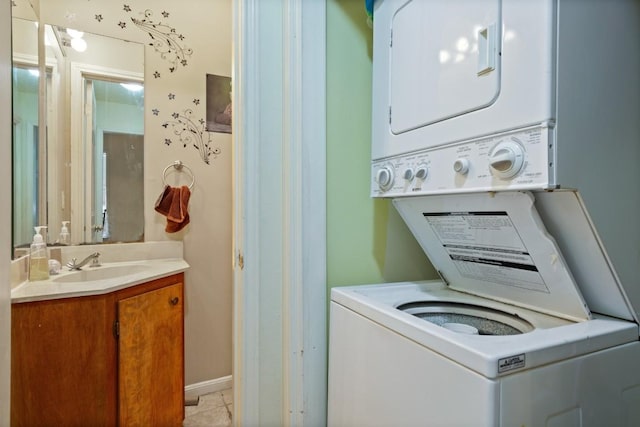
<box><xmin>372</xmin><ymin>125</ymin><xmax>554</xmax><ymax>197</ymax></box>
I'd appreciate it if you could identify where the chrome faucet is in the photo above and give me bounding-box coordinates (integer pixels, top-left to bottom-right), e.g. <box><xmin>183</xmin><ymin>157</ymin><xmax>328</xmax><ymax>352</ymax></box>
<box><xmin>66</xmin><ymin>252</ymin><xmax>101</xmax><ymax>270</ymax></box>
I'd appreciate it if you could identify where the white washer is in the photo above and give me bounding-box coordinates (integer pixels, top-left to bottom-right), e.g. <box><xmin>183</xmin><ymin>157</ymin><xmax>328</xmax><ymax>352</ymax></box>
<box><xmin>328</xmin><ymin>192</ymin><xmax>640</xmax><ymax>426</ymax></box>
<box><xmin>329</xmin><ymin>284</ymin><xmax>640</xmax><ymax>426</ymax></box>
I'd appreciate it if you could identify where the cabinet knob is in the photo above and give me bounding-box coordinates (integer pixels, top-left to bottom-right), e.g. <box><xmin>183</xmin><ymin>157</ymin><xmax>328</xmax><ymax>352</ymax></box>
<box><xmin>170</xmin><ymin>297</ymin><xmax>180</xmax><ymax>306</ymax></box>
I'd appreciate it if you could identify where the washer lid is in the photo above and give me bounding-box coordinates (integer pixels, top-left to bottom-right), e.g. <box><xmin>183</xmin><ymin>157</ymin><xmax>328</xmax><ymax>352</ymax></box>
<box><xmin>393</xmin><ymin>191</ymin><xmax>596</xmax><ymax>322</ymax></box>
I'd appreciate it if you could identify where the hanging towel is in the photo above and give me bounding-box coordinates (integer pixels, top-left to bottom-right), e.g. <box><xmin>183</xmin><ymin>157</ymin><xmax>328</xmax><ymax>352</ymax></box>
<box><xmin>154</xmin><ymin>185</ymin><xmax>191</xmax><ymax>233</ymax></box>
<box><xmin>154</xmin><ymin>185</ymin><xmax>173</xmax><ymax>216</ymax></box>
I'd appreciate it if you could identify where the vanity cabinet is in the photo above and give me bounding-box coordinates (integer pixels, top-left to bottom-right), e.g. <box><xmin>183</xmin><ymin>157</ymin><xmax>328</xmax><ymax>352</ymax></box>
<box><xmin>11</xmin><ymin>273</ymin><xmax>185</xmax><ymax>427</ymax></box>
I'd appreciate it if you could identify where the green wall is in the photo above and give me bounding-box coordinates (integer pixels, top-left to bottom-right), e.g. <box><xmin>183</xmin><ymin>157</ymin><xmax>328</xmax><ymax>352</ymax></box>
<box><xmin>326</xmin><ymin>0</ymin><xmax>437</xmax><ymax>290</ymax></box>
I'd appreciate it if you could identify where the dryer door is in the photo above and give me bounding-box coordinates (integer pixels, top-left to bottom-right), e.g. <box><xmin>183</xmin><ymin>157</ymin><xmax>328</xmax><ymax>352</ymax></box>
<box><xmin>390</xmin><ymin>0</ymin><xmax>501</xmax><ymax>135</ymax></box>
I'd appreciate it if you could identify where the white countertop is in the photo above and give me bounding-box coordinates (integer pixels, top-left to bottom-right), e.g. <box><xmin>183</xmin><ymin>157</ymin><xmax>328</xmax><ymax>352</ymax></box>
<box><xmin>11</xmin><ymin>258</ymin><xmax>189</xmax><ymax>303</ymax></box>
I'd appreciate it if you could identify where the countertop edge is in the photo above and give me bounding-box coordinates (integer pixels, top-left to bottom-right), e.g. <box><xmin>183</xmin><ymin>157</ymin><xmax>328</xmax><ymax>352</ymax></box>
<box><xmin>11</xmin><ymin>259</ymin><xmax>189</xmax><ymax>304</ymax></box>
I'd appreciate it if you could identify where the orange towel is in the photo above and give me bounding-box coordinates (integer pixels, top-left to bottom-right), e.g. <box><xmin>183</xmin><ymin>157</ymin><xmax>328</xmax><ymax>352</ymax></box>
<box><xmin>154</xmin><ymin>185</ymin><xmax>173</xmax><ymax>216</ymax></box>
<box><xmin>155</xmin><ymin>185</ymin><xmax>191</xmax><ymax>233</ymax></box>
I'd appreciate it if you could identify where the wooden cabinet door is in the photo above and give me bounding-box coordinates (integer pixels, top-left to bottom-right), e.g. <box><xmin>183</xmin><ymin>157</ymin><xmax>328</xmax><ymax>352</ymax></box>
<box><xmin>11</xmin><ymin>295</ymin><xmax>116</xmax><ymax>427</ymax></box>
<box><xmin>117</xmin><ymin>282</ymin><xmax>184</xmax><ymax>426</ymax></box>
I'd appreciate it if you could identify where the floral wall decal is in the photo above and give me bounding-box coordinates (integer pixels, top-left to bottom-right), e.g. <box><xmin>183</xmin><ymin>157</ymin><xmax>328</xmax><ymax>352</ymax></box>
<box><xmin>161</xmin><ymin>100</ymin><xmax>221</xmax><ymax>165</ymax></box>
<box><xmin>128</xmin><ymin>8</ymin><xmax>193</xmax><ymax>73</ymax></box>
<box><xmin>88</xmin><ymin>5</ymin><xmax>193</xmax><ymax>74</ymax></box>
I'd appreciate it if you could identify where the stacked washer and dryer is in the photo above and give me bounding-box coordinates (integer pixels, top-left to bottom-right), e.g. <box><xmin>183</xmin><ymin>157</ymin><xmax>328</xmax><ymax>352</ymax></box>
<box><xmin>328</xmin><ymin>0</ymin><xmax>640</xmax><ymax>426</ymax></box>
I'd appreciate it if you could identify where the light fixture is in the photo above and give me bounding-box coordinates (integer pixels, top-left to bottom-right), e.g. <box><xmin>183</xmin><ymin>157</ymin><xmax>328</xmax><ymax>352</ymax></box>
<box><xmin>64</xmin><ymin>27</ymin><xmax>87</xmax><ymax>52</ymax></box>
<box><xmin>66</xmin><ymin>28</ymin><xmax>84</xmax><ymax>39</ymax></box>
<box><xmin>70</xmin><ymin>37</ymin><xmax>87</xmax><ymax>52</ymax></box>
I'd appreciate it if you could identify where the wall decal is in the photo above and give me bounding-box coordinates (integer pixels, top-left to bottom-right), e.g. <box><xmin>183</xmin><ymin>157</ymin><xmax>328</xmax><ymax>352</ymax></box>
<box><xmin>206</xmin><ymin>74</ymin><xmax>232</xmax><ymax>134</ymax></box>
<box><xmin>86</xmin><ymin>6</ymin><xmax>192</xmax><ymax>75</ymax></box>
<box><xmin>128</xmin><ymin>9</ymin><xmax>193</xmax><ymax>73</ymax></box>
<box><xmin>162</xmin><ymin>107</ymin><xmax>221</xmax><ymax>165</ymax></box>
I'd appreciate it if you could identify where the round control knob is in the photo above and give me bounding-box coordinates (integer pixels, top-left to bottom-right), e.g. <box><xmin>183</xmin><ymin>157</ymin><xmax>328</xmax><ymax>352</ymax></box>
<box><xmin>488</xmin><ymin>141</ymin><xmax>525</xmax><ymax>179</ymax></box>
<box><xmin>403</xmin><ymin>168</ymin><xmax>414</xmax><ymax>181</ymax></box>
<box><xmin>415</xmin><ymin>164</ymin><xmax>429</xmax><ymax>180</ymax></box>
<box><xmin>453</xmin><ymin>158</ymin><xmax>470</xmax><ymax>175</ymax></box>
<box><xmin>376</xmin><ymin>165</ymin><xmax>395</xmax><ymax>191</ymax></box>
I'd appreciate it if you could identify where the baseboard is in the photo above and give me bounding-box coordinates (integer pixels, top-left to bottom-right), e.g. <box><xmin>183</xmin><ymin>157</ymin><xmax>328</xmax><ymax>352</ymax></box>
<box><xmin>185</xmin><ymin>375</ymin><xmax>232</xmax><ymax>399</ymax></box>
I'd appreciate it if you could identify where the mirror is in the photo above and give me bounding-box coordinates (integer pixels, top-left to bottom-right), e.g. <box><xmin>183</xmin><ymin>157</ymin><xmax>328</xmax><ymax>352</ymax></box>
<box><xmin>11</xmin><ymin>0</ymin><xmax>145</xmax><ymax>254</ymax></box>
<box><xmin>11</xmin><ymin>15</ymin><xmax>40</xmax><ymax>249</ymax></box>
<box><xmin>60</xmin><ymin>26</ymin><xmax>145</xmax><ymax>244</ymax></box>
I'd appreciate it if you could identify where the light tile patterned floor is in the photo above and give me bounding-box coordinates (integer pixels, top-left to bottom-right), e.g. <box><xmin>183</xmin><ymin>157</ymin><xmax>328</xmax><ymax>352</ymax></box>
<box><xmin>183</xmin><ymin>388</ymin><xmax>232</xmax><ymax>427</ymax></box>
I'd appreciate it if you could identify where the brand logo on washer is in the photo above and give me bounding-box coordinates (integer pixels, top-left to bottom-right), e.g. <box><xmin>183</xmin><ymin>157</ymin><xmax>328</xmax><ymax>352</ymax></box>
<box><xmin>498</xmin><ymin>354</ymin><xmax>526</xmax><ymax>373</ymax></box>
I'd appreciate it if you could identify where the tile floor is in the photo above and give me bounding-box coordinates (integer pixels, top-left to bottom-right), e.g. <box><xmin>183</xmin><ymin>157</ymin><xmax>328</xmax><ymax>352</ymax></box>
<box><xmin>183</xmin><ymin>388</ymin><xmax>233</xmax><ymax>427</ymax></box>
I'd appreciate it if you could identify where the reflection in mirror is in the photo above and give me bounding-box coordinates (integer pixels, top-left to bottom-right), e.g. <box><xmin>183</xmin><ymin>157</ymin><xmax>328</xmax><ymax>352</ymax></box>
<box><xmin>11</xmin><ymin>15</ymin><xmax>145</xmax><ymax>254</ymax></box>
<box><xmin>61</xmin><ymin>25</ymin><xmax>145</xmax><ymax>245</ymax></box>
<box><xmin>12</xmin><ymin>16</ymin><xmax>41</xmax><ymax>250</ymax></box>
<box><xmin>12</xmin><ymin>65</ymin><xmax>40</xmax><ymax>248</ymax></box>
<box><xmin>83</xmin><ymin>78</ymin><xmax>144</xmax><ymax>243</ymax></box>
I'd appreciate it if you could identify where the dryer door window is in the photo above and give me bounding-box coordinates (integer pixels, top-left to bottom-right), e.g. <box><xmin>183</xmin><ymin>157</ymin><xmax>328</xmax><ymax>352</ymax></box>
<box><xmin>390</xmin><ymin>0</ymin><xmax>501</xmax><ymax>136</ymax></box>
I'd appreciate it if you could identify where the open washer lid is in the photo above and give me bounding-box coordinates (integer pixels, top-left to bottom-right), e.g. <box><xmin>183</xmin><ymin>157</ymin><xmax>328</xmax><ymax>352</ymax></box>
<box><xmin>393</xmin><ymin>191</ymin><xmax>637</xmax><ymax>323</ymax></box>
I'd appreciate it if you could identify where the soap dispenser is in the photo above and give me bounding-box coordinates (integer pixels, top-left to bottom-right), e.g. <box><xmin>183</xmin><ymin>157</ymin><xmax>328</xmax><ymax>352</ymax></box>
<box><xmin>29</xmin><ymin>226</ymin><xmax>50</xmax><ymax>281</ymax></box>
<box><xmin>59</xmin><ymin>221</ymin><xmax>70</xmax><ymax>245</ymax></box>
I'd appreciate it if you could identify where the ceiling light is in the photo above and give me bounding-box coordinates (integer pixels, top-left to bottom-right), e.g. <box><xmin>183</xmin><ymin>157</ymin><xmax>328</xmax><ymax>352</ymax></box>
<box><xmin>70</xmin><ymin>37</ymin><xmax>87</xmax><ymax>52</ymax></box>
<box><xmin>66</xmin><ymin>28</ymin><xmax>84</xmax><ymax>39</ymax></box>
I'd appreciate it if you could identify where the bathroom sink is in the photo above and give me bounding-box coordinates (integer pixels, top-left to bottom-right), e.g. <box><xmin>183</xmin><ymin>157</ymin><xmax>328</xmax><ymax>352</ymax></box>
<box><xmin>52</xmin><ymin>264</ymin><xmax>149</xmax><ymax>284</ymax></box>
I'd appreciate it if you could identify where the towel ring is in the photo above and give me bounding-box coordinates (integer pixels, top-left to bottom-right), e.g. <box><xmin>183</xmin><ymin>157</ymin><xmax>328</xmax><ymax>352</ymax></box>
<box><xmin>162</xmin><ymin>160</ymin><xmax>195</xmax><ymax>190</ymax></box>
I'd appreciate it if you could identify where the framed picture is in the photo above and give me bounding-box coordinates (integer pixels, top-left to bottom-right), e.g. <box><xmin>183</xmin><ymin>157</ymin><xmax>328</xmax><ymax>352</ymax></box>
<box><xmin>206</xmin><ymin>74</ymin><xmax>232</xmax><ymax>134</ymax></box>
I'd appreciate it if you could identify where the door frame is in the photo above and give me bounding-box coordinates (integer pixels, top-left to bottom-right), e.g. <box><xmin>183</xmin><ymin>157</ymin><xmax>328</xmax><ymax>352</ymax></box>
<box><xmin>1</xmin><ymin>2</ymin><xmax>12</xmax><ymax>424</ymax></box>
<box><xmin>232</xmin><ymin>0</ymin><xmax>327</xmax><ymax>425</ymax></box>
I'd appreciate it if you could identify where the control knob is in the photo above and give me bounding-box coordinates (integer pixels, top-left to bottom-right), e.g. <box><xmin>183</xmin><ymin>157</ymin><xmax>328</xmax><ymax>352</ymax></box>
<box><xmin>403</xmin><ymin>168</ymin><xmax>414</xmax><ymax>181</ymax></box>
<box><xmin>415</xmin><ymin>164</ymin><xmax>429</xmax><ymax>180</ymax></box>
<box><xmin>488</xmin><ymin>141</ymin><xmax>525</xmax><ymax>179</ymax></box>
<box><xmin>453</xmin><ymin>158</ymin><xmax>470</xmax><ymax>175</ymax></box>
<box><xmin>376</xmin><ymin>165</ymin><xmax>395</xmax><ymax>191</ymax></box>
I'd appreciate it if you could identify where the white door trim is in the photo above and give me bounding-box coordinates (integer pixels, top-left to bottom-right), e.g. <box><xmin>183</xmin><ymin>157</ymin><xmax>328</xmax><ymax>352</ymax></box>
<box><xmin>1</xmin><ymin>3</ymin><xmax>12</xmax><ymax>424</ymax></box>
<box><xmin>232</xmin><ymin>0</ymin><xmax>327</xmax><ymax>425</ymax></box>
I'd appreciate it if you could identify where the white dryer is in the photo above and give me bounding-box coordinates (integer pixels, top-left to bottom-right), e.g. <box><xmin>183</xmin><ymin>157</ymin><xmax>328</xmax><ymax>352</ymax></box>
<box><xmin>328</xmin><ymin>192</ymin><xmax>640</xmax><ymax>426</ymax></box>
<box><xmin>371</xmin><ymin>0</ymin><xmax>640</xmax><ymax>198</ymax></box>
